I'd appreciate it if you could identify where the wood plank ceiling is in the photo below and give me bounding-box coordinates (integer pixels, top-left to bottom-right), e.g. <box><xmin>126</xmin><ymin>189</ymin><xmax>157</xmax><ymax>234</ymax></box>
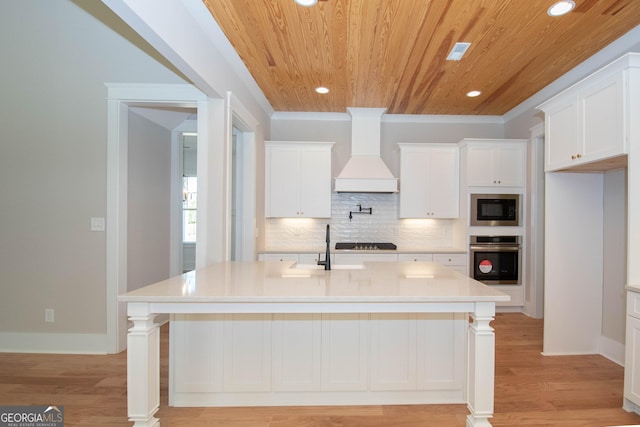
<box><xmin>203</xmin><ymin>0</ymin><xmax>640</xmax><ymax>115</ymax></box>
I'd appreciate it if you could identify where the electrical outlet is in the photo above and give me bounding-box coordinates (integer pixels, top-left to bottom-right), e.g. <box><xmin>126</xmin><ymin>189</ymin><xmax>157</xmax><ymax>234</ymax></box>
<box><xmin>45</xmin><ymin>308</ymin><xmax>54</xmax><ymax>323</ymax></box>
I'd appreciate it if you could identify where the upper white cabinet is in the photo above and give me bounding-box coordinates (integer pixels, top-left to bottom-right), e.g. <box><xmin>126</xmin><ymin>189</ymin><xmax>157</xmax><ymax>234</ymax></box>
<box><xmin>265</xmin><ymin>141</ymin><xmax>334</xmax><ymax>218</ymax></box>
<box><xmin>397</xmin><ymin>143</ymin><xmax>459</xmax><ymax>218</ymax></box>
<box><xmin>538</xmin><ymin>53</ymin><xmax>640</xmax><ymax>172</ymax></box>
<box><xmin>460</xmin><ymin>139</ymin><xmax>527</xmax><ymax>188</ymax></box>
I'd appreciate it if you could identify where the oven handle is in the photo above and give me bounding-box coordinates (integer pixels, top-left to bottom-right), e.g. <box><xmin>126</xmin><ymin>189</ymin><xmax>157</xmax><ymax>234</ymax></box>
<box><xmin>470</xmin><ymin>245</ymin><xmax>521</xmax><ymax>251</ymax></box>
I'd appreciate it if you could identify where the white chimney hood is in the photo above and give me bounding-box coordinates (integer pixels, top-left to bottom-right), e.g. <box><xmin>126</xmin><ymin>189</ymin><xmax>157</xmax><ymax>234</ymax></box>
<box><xmin>334</xmin><ymin>107</ymin><xmax>398</xmax><ymax>193</ymax></box>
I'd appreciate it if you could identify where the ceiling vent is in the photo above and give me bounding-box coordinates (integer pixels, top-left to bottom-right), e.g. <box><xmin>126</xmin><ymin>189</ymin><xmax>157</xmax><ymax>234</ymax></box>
<box><xmin>446</xmin><ymin>42</ymin><xmax>471</xmax><ymax>61</ymax></box>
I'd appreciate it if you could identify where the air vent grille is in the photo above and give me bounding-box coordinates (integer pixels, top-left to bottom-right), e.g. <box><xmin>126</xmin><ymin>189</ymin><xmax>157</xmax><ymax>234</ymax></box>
<box><xmin>446</xmin><ymin>42</ymin><xmax>471</xmax><ymax>61</ymax></box>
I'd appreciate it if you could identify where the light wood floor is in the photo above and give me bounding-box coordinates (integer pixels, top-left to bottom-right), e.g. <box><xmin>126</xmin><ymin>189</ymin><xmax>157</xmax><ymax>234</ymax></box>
<box><xmin>1</xmin><ymin>313</ymin><xmax>639</xmax><ymax>426</ymax></box>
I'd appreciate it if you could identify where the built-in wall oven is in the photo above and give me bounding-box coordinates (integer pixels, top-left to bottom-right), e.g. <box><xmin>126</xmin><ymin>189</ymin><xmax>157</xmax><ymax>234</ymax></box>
<box><xmin>470</xmin><ymin>194</ymin><xmax>520</xmax><ymax>227</ymax></box>
<box><xmin>469</xmin><ymin>235</ymin><xmax>521</xmax><ymax>285</ymax></box>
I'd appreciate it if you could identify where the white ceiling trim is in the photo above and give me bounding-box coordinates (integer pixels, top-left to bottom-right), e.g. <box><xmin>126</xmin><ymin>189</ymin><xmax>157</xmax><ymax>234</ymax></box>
<box><xmin>271</xmin><ymin>111</ymin><xmax>504</xmax><ymax>124</ymax></box>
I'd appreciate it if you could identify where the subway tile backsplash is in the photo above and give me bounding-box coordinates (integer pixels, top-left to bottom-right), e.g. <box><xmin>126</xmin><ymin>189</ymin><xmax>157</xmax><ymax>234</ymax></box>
<box><xmin>264</xmin><ymin>193</ymin><xmax>457</xmax><ymax>250</ymax></box>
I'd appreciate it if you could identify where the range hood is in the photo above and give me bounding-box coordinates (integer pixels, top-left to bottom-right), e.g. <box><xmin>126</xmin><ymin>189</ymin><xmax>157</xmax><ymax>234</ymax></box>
<box><xmin>334</xmin><ymin>107</ymin><xmax>398</xmax><ymax>193</ymax></box>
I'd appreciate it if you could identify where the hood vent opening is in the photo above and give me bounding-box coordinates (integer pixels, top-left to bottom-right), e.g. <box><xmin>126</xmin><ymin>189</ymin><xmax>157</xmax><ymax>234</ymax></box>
<box><xmin>334</xmin><ymin>107</ymin><xmax>398</xmax><ymax>193</ymax></box>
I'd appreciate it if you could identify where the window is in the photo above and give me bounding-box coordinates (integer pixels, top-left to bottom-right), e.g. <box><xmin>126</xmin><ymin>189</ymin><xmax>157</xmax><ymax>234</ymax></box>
<box><xmin>182</xmin><ymin>176</ymin><xmax>197</xmax><ymax>243</ymax></box>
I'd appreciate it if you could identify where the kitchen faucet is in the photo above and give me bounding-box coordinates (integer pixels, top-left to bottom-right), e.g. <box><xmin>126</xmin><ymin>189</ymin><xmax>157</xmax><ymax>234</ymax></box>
<box><xmin>317</xmin><ymin>224</ymin><xmax>331</xmax><ymax>270</ymax></box>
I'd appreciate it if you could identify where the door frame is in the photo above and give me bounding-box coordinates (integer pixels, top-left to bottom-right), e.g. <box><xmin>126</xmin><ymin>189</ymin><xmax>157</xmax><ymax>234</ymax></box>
<box><xmin>106</xmin><ymin>84</ymin><xmax>258</xmax><ymax>353</ymax></box>
<box><xmin>106</xmin><ymin>83</ymin><xmax>207</xmax><ymax>353</ymax></box>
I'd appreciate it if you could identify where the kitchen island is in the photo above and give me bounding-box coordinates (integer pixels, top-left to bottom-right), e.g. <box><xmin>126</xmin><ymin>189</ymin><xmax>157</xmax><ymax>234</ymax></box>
<box><xmin>119</xmin><ymin>261</ymin><xmax>509</xmax><ymax>427</ymax></box>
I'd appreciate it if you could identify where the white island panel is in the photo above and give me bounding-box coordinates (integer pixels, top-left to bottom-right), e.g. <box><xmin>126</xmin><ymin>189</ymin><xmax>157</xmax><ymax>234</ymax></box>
<box><xmin>120</xmin><ymin>261</ymin><xmax>508</xmax><ymax>427</ymax></box>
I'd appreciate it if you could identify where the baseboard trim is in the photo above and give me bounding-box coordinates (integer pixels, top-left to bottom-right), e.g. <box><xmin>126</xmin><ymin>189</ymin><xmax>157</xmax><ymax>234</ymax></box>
<box><xmin>600</xmin><ymin>335</ymin><xmax>625</xmax><ymax>367</ymax></box>
<box><xmin>0</xmin><ymin>332</ymin><xmax>108</xmax><ymax>354</ymax></box>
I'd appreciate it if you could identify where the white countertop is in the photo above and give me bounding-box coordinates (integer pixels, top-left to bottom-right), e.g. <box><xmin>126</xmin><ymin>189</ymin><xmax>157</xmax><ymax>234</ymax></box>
<box><xmin>260</xmin><ymin>247</ymin><xmax>466</xmax><ymax>254</ymax></box>
<box><xmin>120</xmin><ymin>261</ymin><xmax>509</xmax><ymax>304</ymax></box>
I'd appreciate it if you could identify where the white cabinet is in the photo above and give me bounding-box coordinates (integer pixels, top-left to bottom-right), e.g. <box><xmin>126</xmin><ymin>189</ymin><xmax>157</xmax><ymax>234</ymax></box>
<box><xmin>625</xmin><ymin>290</ymin><xmax>640</xmax><ymax>409</ymax></box>
<box><xmin>461</xmin><ymin>139</ymin><xmax>527</xmax><ymax>187</ymax></box>
<box><xmin>433</xmin><ymin>253</ymin><xmax>467</xmax><ymax>275</ymax></box>
<box><xmin>171</xmin><ymin>312</ymin><xmax>467</xmax><ymax>406</ymax></box>
<box><xmin>538</xmin><ymin>54</ymin><xmax>638</xmax><ymax>172</ymax></box>
<box><xmin>333</xmin><ymin>253</ymin><xmax>398</xmax><ymax>265</ymax></box>
<box><xmin>258</xmin><ymin>253</ymin><xmax>299</xmax><ymax>263</ymax></box>
<box><xmin>265</xmin><ymin>141</ymin><xmax>334</xmax><ymax>218</ymax></box>
<box><xmin>259</xmin><ymin>253</ymin><xmax>328</xmax><ymax>265</ymax></box>
<box><xmin>397</xmin><ymin>143</ymin><xmax>459</xmax><ymax>218</ymax></box>
<box><xmin>398</xmin><ymin>253</ymin><xmax>433</xmax><ymax>262</ymax></box>
<box><xmin>361</xmin><ymin>313</ymin><xmax>467</xmax><ymax>392</ymax></box>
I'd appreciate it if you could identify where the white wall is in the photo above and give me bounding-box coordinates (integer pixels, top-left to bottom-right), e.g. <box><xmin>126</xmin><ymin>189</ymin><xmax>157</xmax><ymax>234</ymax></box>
<box><xmin>127</xmin><ymin>110</ymin><xmax>171</xmax><ymax>291</ymax></box>
<box><xmin>271</xmin><ymin>114</ymin><xmax>504</xmax><ymax>179</ymax></box>
<box><xmin>543</xmin><ymin>172</ymin><xmax>604</xmax><ymax>355</ymax></box>
<box><xmin>0</xmin><ymin>0</ymin><xmax>186</xmax><ymax>351</ymax></box>
<box><xmin>602</xmin><ymin>169</ymin><xmax>628</xmax><ymax>347</ymax></box>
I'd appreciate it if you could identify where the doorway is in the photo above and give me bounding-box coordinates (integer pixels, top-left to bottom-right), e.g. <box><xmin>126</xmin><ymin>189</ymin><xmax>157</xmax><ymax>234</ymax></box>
<box><xmin>106</xmin><ymin>84</ymin><xmax>259</xmax><ymax>353</ymax></box>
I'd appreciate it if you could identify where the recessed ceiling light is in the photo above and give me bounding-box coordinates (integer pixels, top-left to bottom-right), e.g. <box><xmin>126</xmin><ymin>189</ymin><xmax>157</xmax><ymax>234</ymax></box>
<box><xmin>295</xmin><ymin>0</ymin><xmax>318</xmax><ymax>6</ymax></box>
<box><xmin>466</xmin><ymin>90</ymin><xmax>482</xmax><ymax>98</ymax></box>
<box><xmin>547</xmin><ymin>1</ymin><xmax>575</xmax><ymax>16</ymax></box>
<box><xmin>315</xmin><ymin>86</ymin><xmax>329</xmax><ymax>94</ymax></box>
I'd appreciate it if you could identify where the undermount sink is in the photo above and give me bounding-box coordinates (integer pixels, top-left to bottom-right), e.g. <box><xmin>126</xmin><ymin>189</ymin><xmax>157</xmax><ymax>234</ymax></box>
<box><xmin>294</xmin><ymin>264</ymin><xmax>365</xmax><ymax>270</ymax></box>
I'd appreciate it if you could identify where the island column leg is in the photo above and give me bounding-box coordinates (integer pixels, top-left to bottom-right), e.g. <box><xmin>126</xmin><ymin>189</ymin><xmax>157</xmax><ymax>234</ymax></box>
<box><xmin>127</xmin><ymin>303</ymin><xmax>160</xmax><ymax>427</ymax></box>
<box><xmin>466</xmin><ymin>302</ymin><xmax>496</xmax><ymax>427</ymax></box>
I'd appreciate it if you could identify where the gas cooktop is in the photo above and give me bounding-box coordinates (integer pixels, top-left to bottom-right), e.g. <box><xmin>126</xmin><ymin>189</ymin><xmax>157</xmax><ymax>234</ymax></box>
<box><xmin>335</xmin><ymin>242</ymin><xmax>397</xmax><ymax>251</ymax></box>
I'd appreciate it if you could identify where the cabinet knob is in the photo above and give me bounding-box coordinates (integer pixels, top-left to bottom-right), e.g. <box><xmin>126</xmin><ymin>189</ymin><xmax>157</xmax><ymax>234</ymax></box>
<box><xmin>571</xmin><ymin>155</ymin><xmax>576</xmax><ymax>160</ymax></box>
<box><xmin>576</xmin><ymin>153</ymin><xmax>582</xmax><ymax>159</ymax></box>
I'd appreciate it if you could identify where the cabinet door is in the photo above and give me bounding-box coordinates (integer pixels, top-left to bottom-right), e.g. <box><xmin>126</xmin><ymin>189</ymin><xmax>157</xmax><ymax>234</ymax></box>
<box><xmin>298</xmin><ymin>253</ymin><xmax>320</xmax><ymax>265</ymax></box>
<box><xmin>259</xmin><ymin>253</ymin><xmax>298</xmax><ymax>262</ymax></box>
<box><xmin>370</xmin><ymin>313</ymin><xmax>417</xmax><ymax>391</ymax></box>
<box><xmin>398</xmin><ymin>254</ymin><xmax>433</xmax><ymax>262</ymax></box>
<box><xmin>222</xmin><ymin>314</ymin><xmax>272</xmax><ymax>392</ymax></box>
<box><xmin>495</xmin><ymin>144</ymin><xmax>526</xmax><ymax>187</ymax></box>
<box><xmin>321</xmin><ymin>314</ymin><xmax>368</xmax><ymax>391</ymax></box>
<box><xmin>334</xmin><ymin>253</ymin><xmax>398</xmax><ymax>265</ymax></box>
<box><xmin>399</xmin><ymin>150</ymin><xmax>430</xmax><ymax>217</ymax></box>
<box><xmin>266</xmin><ymin>146</ymin><xmax>300</xmax><ymax>217</ymax></box>
<box><xmin>466</xmin><ymin>143</ymin><xmax>525</xmax><ymax>187</ymax></box>
<box><xmin>272</xmin><ymin>314</ymin><xmax>322</xmax><ymax>391</ymax></box>
<box><xmin>581</xmin><ymin>72</ymin><xmax>625</xmax><ymax>163</ymax></box>
<box><xmin>416</xmin><ymin>313</ymin><xmax>466</xmax><ymax>390</ymax></box>
<box><xmin>429</xmin><ymin>149</ymin><xmax>459</xmax><ymax>217</ymax></box>
<box><xmin>433</xmin><ymin>253</ymin><xmax>467</xmax><ymax>276</ymax></box>
<box><xmin>299</xmin><ymin>147</ymin><xmax>332</xmax><ymax>218</ymax></box>
<box><xmin>466</xmin><ymin>145</ymin><xmax>496</xmax><ymax>186</ymax></box>
<box><xmin>399</xmin><ymin>145</ymin><xmax>459</xmax><ymax>218</ymax></box>
<box><xmin>545</xmin><ymin>97</ymin><xmax>579</xmax><ymax>171</ymax></box>
<box><xmin>266</xmin><ymin>142</ymin><xmax>333</xmax><ymax>218</ymax></box>
<box><xmin>625</xmin><ymin>314</ymin><xmax>640</xmax><ymax>406</ymax></box>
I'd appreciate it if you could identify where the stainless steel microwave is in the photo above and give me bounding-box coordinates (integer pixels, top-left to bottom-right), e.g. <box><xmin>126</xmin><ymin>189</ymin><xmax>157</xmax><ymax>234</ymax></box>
<box><xmin>470</xmin><ymin>194</ymin><xmax>520</xmax><ymax>227</ymax></box>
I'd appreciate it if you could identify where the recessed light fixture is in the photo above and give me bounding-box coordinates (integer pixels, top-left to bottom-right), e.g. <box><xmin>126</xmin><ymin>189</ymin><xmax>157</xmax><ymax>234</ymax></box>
<box><xmin>315</xmin><ymin>86</ymin><xmax>329</xmax><ymax>94</ymax></box>
<box><xmin>295</xmin><ymin>0</ymin><xmax>317</xmax><ymax>6</ymax></box>
<box><xmin>547</xmin><ymin>0</ymin><xmax>576</xmax><ymax>16</ymax></box>
<box><xmin>466</xmin><ymin>90</ymin><xmax>482</xmax><ymax>98</ymax></box>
